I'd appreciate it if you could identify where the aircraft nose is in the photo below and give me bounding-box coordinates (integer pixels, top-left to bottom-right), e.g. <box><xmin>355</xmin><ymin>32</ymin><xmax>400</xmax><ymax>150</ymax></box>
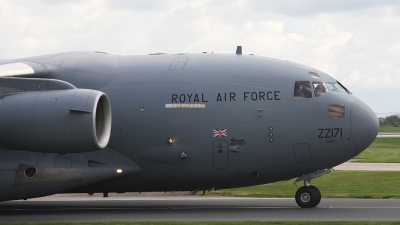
<box><xmin>350</xmin><ymin>100</ymin><xmax>378</xmax><ymax>153</ymax></box>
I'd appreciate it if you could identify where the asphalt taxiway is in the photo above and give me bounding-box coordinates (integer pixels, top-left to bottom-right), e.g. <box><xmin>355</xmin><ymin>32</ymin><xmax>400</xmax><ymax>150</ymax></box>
<box><xmin>377</xmin><ymin>132</ymin><xmax>400</xmax><ymax>137</ymax></box>
<box><xmin>335</xmin><ymin>162</ymin><xmax>400</xmax><ymax>170</ymax></box>
<box><xmin>1</xmin><ymin>194</ymin><xmax>400</xmax><ymax>222</ymax></box>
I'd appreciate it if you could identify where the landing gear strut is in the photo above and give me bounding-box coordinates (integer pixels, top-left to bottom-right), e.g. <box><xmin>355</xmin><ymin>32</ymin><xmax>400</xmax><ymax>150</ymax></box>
<box><xmin>294</xmin><ymin>168</ymin><xmax>333</xmax><ymax>208</ymax></box>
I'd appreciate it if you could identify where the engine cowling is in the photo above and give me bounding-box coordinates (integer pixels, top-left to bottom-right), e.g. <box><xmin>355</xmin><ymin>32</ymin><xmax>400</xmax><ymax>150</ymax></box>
<box><xmin>0</xmin><ymin>89</ymin><xmax>111</xmax><ymax>153</ymax></box>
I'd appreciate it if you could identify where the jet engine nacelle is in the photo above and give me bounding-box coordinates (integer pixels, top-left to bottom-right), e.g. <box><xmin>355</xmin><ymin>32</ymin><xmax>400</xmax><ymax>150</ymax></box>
<box><xmin>0</xmin><ymin>89</ymin><xmax>111</xmax><ymax>153</ymax></box>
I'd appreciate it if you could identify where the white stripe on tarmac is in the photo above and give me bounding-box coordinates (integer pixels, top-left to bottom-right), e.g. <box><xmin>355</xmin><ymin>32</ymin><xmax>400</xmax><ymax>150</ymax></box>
<box><xmin>377</xmin><ymin>132</ymin><xmax>400</xmax><ymax>137</ymax></box>
<box><xmin>335</xmin><ymin>162</ymin><xmax>400</xmax><ymax>171</ymax></box>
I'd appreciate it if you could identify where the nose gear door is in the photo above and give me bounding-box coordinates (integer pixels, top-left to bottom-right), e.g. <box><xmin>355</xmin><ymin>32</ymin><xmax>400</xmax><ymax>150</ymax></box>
<box><xmin>293</xmin><ymin>143</ymin><xmax>312</xmax><ymax>162</ymax></box>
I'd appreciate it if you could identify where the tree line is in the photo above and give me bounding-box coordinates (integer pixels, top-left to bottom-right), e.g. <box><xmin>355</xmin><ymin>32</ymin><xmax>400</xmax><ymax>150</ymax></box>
<box><xmin>379</xmin><ymin>115</ymin><xmax>400</xmax><ymax>126</ymax></box>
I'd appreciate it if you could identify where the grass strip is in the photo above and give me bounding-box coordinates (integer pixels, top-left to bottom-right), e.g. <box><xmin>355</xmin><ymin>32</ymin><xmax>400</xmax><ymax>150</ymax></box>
<box><xmin>2</xmin><ymin>221</ymin><xmax>400</xmax><ymax>225</ymax></box>
<box><xmin>355</xmin><ymin>147</ymin><xmax>400</xmax><ymax>162</ymax></box>
<box><xmin>379</xmin><ymin>127</ymin><xmax>400</xmax><ymax>132</ymax></box>
<box><xmin>206</xmin><ymin>171</ymin><xmax>400</xmax><ymax>198</ymax></box>
<box><xmin>353</xmin><ymin>138</ymin><xmax>400</xmax><ymax>162</ymax></box>
<box><xmin>369</xmin><ymin>137</ymin><xmax>400</xmax><ymax>147</ymax></box>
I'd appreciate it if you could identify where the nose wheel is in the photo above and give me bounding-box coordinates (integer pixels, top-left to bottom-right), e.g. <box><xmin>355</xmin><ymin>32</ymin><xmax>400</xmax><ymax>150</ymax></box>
<box><xmin>294</xmin><ymin>168</ymin><xmax>333</xmax><ymax>208</ymax></box>
<box><xmin>295</xmin><ymin>185</ymin><xmax>321</xmax><ymax>208</ymax></box>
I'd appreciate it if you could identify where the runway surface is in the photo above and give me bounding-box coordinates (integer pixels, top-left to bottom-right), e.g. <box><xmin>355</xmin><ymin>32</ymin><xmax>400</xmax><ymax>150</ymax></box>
<box><xmin>1</xmin><ymin>194</ymin><xmax>400</xmax><ymax>222</ymax></box>
<box><xmin>335</xmin><ymin>162</ymin><xmax>400</xmax><ymax>170</ymax></box>
<box><xmin>377</xmin><ymin>132</ymin><xmax>400</xmax><ymax>137</ymax></box>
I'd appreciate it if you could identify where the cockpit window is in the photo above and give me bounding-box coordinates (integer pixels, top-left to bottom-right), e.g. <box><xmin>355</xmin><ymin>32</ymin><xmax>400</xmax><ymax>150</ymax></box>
<box><xmin>294</xmin><ymin>81</ymin><xmax>312</xmax><ymax>99</ymax></box>
<box><xmin>326</xmin><ymin>81</ymin><xmax>351</xmax><ymax>94</ymax></box>
<box><xmin>312</xmin><ymin>82</ymin><xmax>328</xmax><ymax>97</ymax></box>
<box><xmin>329</xmin><ymin>104</ymin><xmax>345</xmax><ymax>119</ymax></box>
<box><xmin>337</xmin><ymin>81</ymin><xmax>351</xmax><ymax>94</ymax></box>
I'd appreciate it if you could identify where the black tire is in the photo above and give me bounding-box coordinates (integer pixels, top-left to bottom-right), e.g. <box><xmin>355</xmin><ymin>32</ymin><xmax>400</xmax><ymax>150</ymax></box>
<box><xmin>295</xmin><ymin>185</ymin><xmax>321</xmax><ymax>208</ymax></box>
<box><xmin>309</xmin><ymin>186</ymin><xmax>322</xmax><ymax>203</ymax></box>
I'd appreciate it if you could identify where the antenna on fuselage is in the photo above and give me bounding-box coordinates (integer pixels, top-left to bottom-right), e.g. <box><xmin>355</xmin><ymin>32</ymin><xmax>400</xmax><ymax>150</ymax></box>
<box><xmin>236</xmin><ymin>46</ymin><xmax>242</xmax><ymax>55</ymax></box>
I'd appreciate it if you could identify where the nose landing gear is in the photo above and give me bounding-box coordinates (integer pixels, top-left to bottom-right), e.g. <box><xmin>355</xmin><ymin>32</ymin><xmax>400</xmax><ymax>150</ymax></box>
<box><xmin>294</xmin><ymin>168</ymin><xmax>333</xmax><ymax>208</ymax></box>
<box><xmin>295</xmin><ymin>185</ymin><xmax>321</xmax><ymax>208</ymax></box>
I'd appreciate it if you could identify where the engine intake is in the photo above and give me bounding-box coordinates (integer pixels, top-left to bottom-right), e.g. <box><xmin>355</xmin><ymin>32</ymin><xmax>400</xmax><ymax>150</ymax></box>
<box><xmin>0</xmin><ymin>89</ymin><xmax>111</xmax><ymax>153</ymax></box>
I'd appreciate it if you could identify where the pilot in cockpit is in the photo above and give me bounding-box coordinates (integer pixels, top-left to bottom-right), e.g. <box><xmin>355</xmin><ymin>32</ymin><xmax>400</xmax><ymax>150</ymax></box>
<box><xmin>313</xmin><ymin>82</ymin><xmax>328</xmax><ymax>97</ymax></box>
<box><xmin>314</xmin><ymin>83</ymin><xmax>327</xmax><ymax>97</ymax></box>
<box><xmin>294</xmin><ymin>81</ymin><xmax>312</xmax><ymax>99</ymax></box>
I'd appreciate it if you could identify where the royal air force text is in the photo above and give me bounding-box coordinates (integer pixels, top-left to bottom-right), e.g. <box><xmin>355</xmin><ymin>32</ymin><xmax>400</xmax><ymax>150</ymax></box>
<box><xmin>171</xmin><ymin>91</ymin><xmax>281</xmax><ymax>103</ymax></box>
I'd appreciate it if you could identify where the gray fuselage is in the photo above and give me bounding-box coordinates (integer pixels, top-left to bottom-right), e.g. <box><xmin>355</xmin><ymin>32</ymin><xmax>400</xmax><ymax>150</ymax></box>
<box><xmin>0</xmin><ymin>52</ymin><xmax>378</xmax><ymax>200</ymax></box>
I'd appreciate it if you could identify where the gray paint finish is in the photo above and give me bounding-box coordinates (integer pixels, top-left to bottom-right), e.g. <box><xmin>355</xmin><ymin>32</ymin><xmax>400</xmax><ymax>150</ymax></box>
<box><xmin>0</xmin><ymin>51</ymin><xmax>378</xmax><ymax>207</ymax></box>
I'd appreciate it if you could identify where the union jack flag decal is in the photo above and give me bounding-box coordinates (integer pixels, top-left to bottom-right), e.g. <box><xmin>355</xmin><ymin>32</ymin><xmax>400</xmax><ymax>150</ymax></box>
<box><xmin>213</xmin><ymin>129</ymin><xmax>228</xmax><ymax>137</ymax></box>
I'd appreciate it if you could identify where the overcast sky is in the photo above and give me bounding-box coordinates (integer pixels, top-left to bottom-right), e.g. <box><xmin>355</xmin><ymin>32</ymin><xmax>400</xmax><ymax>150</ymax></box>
<box><xmin>1</xmin><ymin>0</ymin><xmax>400</xmax><ymax>114</ymax></box>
